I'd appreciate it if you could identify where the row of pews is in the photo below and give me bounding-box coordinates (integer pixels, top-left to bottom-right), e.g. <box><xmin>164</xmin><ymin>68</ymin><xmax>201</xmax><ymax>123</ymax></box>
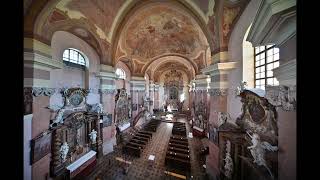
<box><xmin>144</xmin><ymin>119</ymin><xmax>161</xmax><ymax>132</ymax></box>
<box><xmin>165</xmin><ymin>122</ymin><xmax>191</xmax><ymax>173</ymax></box>
<box><xmin>122</xmin><ymin>119</ymin><xmax>161</xmax><ymax>157</ymax></box>
<box><xmin>172</xmin><ymin>122</ymin><xmax>187</xmax><ymax>136</ymax></box>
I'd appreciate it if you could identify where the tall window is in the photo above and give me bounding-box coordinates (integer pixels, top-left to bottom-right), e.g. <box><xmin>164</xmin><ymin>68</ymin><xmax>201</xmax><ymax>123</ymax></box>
<box><xmin>254</xmin><ymin>45</ymin><xmax>279</xmax><ymax>90</ymax></box>
<box><xmin>115</xmin><ymin>68</ymin><xmax>126</xmax><ymax>79</ymax></box>
<box><xmin>63</xmin><ymin>48</ymin><xmax>86</xmax><ymax>66</ymax></box>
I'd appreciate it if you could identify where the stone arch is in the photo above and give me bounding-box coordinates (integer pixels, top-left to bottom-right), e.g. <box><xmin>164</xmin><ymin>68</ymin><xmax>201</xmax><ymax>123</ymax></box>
<box><xmin>227</xmin><ymin>0</ymin><xmax>263</xmax><ymax>121</ymax></box>
<box><xmin>143</xmin><ymin>55</ymin><xmax>196</xmax><ymax>82</ymax></box>
<box><xmin>110</xmin><ymin>0</ymin><xmax>214</xmax><ymax>66</ymax></box>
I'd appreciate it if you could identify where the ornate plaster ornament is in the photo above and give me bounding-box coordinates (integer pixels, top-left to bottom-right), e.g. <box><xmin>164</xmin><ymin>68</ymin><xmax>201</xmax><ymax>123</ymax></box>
<box><xmin>208</xmin><ymin>88</ymin><xmax>228</xmax><ymax>96</ymax></box>
<box><xmin>224</xmin><ymin>140</ymin><xmax>233</xmax><ymax>178</ymax></box>
<box><xmin>99</xmin><ymin>89</ymin><xmax>116</xmax><ymax>94</ymax></box>
<box><xmin>235</xmin><ymin>81</ymin><xmax>247</xmax><ymax>96</ymax></box>
<box><xmin>247</xmin><ymin>131</ymin><xmax>278</xmax><ymax>179</ymax></box>
<box><xmin>32</xmin><ymin>87</ymin><xmax>56</xmax><ymax>97</ymax></box>
<box><xmin>265</xmin><ymin>85</ymin><xmax>296</xmax><ymax>111</ymax></box>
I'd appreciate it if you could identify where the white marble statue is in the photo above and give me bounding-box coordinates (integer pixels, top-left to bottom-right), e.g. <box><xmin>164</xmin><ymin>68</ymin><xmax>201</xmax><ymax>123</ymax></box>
<box><xmin>224</xmin><ymin>140</ymin><xmax>233</xmax><ymax>179</ymax></box>
<box><xmin>88</xmin><ymin>103</ymin><xmax>104</xmax><ymax>114</ymax></box>
<box><xmin>89</xmin><ymin>129</ymin><xmax>98</xmax><ymax>144</ymax></box>
<box><xmin>247</xmin><ymin>131</ymin><xmax>278</xmax><ymax>179</ymax></box>
<box><xmin>49</xmin><ymin>108</ymin><xmax>66</xmax><ymax>128</ymax></box>
<box><xmin>59</xmin><ymin>142</ymin><xmax>69</xmax><ymax>162</ymax></box>
<box><xmin>235</xmin><ymin>81</ymin><xmax>248</xmax><ymax>96</ymax></box>
<box><xmin>217</xmin><ymin>111</ymin><xmax>231</xmax><ymax>127</ymax></box>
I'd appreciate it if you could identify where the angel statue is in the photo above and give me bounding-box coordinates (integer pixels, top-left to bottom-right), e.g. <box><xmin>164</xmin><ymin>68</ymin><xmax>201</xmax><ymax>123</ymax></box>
<box><xmin>59</xmin><ymin>142</ymin><xmax>69</xmax><ymax>162</ymax></box>
<box><xmin>89</xmin><ymin>129</ymin><xmax>98</xmax><ymax>144</ymax></box>
<box><xmin>235</xmin><ymin>81</ymin><xmax>248</xmax><ymax>96</ymax></box>
<box><xmin>46</xmin><ymin>105</ymin><xmax>65</xmax><ymax>128</ymax></box>
<box><xmin>247</xmin><ymin>131</ymin><xmax>278</xmax><ymax>179</ymax></box>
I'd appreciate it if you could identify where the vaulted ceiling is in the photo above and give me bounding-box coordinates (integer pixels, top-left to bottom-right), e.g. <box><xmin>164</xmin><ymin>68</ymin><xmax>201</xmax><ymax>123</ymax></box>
<box><xmin>24</xmin><ymin>0</ymin><xmax>249</xmax><ymax>78</ymax></box>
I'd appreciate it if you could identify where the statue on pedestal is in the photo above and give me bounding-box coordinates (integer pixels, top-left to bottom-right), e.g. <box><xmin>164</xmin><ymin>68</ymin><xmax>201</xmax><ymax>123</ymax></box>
<box><xmin>247</xmin><ymin>131</ymin><xmax>278</xmax><ymax>179</ymax></box>
<box><xmin>59</xmin><ymin>142</ymin><xmax>69</xmax><ymax>162</ymax></box>
<box><xmin>89</xmin><ymin>129</ymin><xmax>98</xmax><ymax>144</ymax></box>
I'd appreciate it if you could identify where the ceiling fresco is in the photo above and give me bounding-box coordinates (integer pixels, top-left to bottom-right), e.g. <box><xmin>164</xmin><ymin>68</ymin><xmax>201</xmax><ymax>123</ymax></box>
<box><xmin>25</xmin><ymin>0</ymin><xmax>250</xmax><ymax>70</ymax></box>
<box><xmin>118</xmin><ymin>4</ymin><xmax>209</xmax><ymax>64</ymax></box>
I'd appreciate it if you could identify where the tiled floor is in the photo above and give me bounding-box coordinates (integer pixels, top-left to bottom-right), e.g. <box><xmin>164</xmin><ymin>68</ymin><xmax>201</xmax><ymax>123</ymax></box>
<box><xmin>85</xmin><ymin>118</ymin><xmax>207</xmax><ymax>180</ymax></box>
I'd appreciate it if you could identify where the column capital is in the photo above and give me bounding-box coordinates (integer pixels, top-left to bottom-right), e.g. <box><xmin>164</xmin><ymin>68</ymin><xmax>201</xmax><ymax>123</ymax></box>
<box><xmin>265</xmin><ymin>85</ymin><xmax>296</xmax><ymax>111</ymax></box>
<box><xmin>211</xmin><ymin>51</ymin><xmax>229</xmax><ymax>64</ymax></box>
<box><xmin>202</xmin><ymin>62</ymin><xmax>237</xmax><ymax>76</ymax></box>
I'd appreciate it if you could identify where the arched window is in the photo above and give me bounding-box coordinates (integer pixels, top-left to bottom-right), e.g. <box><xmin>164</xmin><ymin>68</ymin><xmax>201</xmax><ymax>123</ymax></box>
<box><xmin>254</xmin><ymin>45</ymin><xmax>279</xmax><ymax>90</ymax></box>
<box><xmin>63</xmin><ymin>48</ymin><xmax>86</xmax><ymax>66</ymax></box>
<box><xmin>115</xmin><ymin>68</ymin><xmax>126</xmax><ymax>79</ymax></box>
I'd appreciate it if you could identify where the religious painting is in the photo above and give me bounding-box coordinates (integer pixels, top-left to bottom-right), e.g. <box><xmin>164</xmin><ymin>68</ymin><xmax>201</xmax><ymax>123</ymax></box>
<box><xmin>102</xmin><ymin>114</ymin><xmax>113</xmax><ymax>127</ymax></box>
<box><xmin>30</xmin><ymin>131</ymin><xmax>52</xmax><ymax>164</ymax></box>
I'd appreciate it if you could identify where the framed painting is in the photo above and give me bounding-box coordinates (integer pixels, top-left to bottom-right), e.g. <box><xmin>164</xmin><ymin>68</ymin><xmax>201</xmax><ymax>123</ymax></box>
<box><xmin>30</xmin><ymin>131</ymin><xmax>52</xmax><ymax>164</ymax></box>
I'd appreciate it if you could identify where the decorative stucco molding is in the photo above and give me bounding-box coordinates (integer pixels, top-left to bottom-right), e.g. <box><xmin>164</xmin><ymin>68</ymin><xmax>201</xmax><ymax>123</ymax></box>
<box><xmin>273</xmin><ymin>59</ymin><xmax>296</xmax><ymax>86</ymax></box>
<box><xmin>208</xmin><ymin>88</ymin><xmax>228</xmax><ymax>96</ymax></box>
<box><xmin>130</xmin><ymin>90</ymin><xmax>145</xmax><ymax>93</ymax></box>
<box><xmin>202</xmin><ymin>62</ymin><xmax>237</xmax><ymax>76</ymax></box>
<box><xmin>24</xmin><ymin>52</ymin><xmax>63</xmax><ymax>70</ymax></box>
<box><xmin>246</xmin><ymin>0</ymin><xmax>296</xmax><ymax>46</ymax></box>
<box><xmin>32</xmin><ymin>87</ymin><xmax>56</xmax><ymax>97</ymax></box>
<box><xmin>99</xmin><ymin>89</ymin><xmax>116</xmax><ymax>95</ymax></box>
<box><xmin>265</xmin><ymin>85</ymin><xmax>296</xmax><ymax>111</ymax></box>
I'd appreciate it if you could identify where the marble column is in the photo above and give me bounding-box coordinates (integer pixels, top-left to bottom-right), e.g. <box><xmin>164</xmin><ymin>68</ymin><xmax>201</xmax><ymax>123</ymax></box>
<box><xmin>97</xmin><ymin>64</ymin><xmax>117</xmax><ymax>153</ymax></box>
<box><xmin>24</xmin><ymin>38</ymin><xmax>63</xmax><ymax>180</ymax></box>
<box><xmin>149</xmin><ymin>81</ymin><xmax>155</xmax><ymax>114</ymax></box>
<box><xmin>153</xmin><ymin>84</ymin><xmax>160</xmax><ymax>110</ymax></box>
<box><xmin>130</xmin><ymin>76</ymin><xmax>146</xmax><ymax>120</ymax></box>
<box><xmin>201</xmin><ymin>57</ymin><xmax>237</xmax><ymax>177</ymax></box>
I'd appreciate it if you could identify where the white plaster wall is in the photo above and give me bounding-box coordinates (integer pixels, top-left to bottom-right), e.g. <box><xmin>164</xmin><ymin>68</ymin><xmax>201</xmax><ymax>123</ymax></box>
<box><xmin>24</xmin><ymin>114</ymin><xmax>32</xmax><ymax>180</ymax></box>
<box><xmin>61</xmin><ymin>66</ymin><xmax>85</xmax><ymax>88</ymax></box>
<box><xmin>50</xmin><ymin>31</ymin><xmax>101</xmax><ymax>106</ymax></box>
<box><xmin>227</xmin><ymin>0</ymin><xmax>262</xmax><ymax>121</ymax></box>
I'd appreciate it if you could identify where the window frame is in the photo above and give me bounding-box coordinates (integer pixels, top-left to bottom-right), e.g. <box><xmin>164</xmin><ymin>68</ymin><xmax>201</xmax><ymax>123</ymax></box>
<box><xmin>254</xmin><ymin>45</ymin><xmax>279</xmax><ymax>89</ymax></box>
<box><xmin>63</xmin><ymin>48</ymin><xmax>86</xmax><ymax>66</ymax></box>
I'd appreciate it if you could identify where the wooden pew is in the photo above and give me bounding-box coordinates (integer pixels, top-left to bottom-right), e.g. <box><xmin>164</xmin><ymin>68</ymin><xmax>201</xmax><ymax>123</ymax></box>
<box><xmin>130</xmin><ymin>138</ymin><xmax>147</xmax><ymax>145</ymax></box>
<box><xmin>133</xmin><ymin>135</ymin><xmax>149</xmax><ymax>142</ymax></box>
<box><xmin>168</xmin><ymin>142</ymin><xmax>189</xmax><ymax>150</ymax></box>
<box><xmin>122</xmin><ymin>145</ymin><xmax>142</xmax><ymax>157</ymax></box>
<box><xmin>138</xmin><ymin>130</ymin><xmax>153</xmax><ymax>136</ymax></box>
<box><xmin>136</xmin><ymin>132</ymin><xmax>152</xmax><ymax>139</ymax></box>
<box><xmin>170</xmin><ymin>136</ymin><xmax>188</xmax><ymax>141</ymax></box>
<box><xmin>169</xmin><ymin>139</ymin><xmax>189</xmax><ymax>146</ymax></box>
<box><xmin>166</xmin><ymin>151</ymin><xmax>190</xmax><ymax>160</ymax></box>
<box><xmin>132</xmin><ymin>136</ymin><xmax>148</xmax><ymax>143</ymax></box>
<box><xmin>135</xmin><ymin>133</ymin><xmax>150</xmax><ymax>139</ymax></box>
<box><xmin>127</xmin><ymin>141</ymin><xmax>145</xmax><ymax>149</ymax></box>
<box><xmin>167</xmin><ymin>146</ymin><xmax>190</xmax><ymax>154</ymax></box>
<box><xmin>165</xmin><ymin>156</ymin><xmax>191</xmax><ymax>172</ymax></box>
